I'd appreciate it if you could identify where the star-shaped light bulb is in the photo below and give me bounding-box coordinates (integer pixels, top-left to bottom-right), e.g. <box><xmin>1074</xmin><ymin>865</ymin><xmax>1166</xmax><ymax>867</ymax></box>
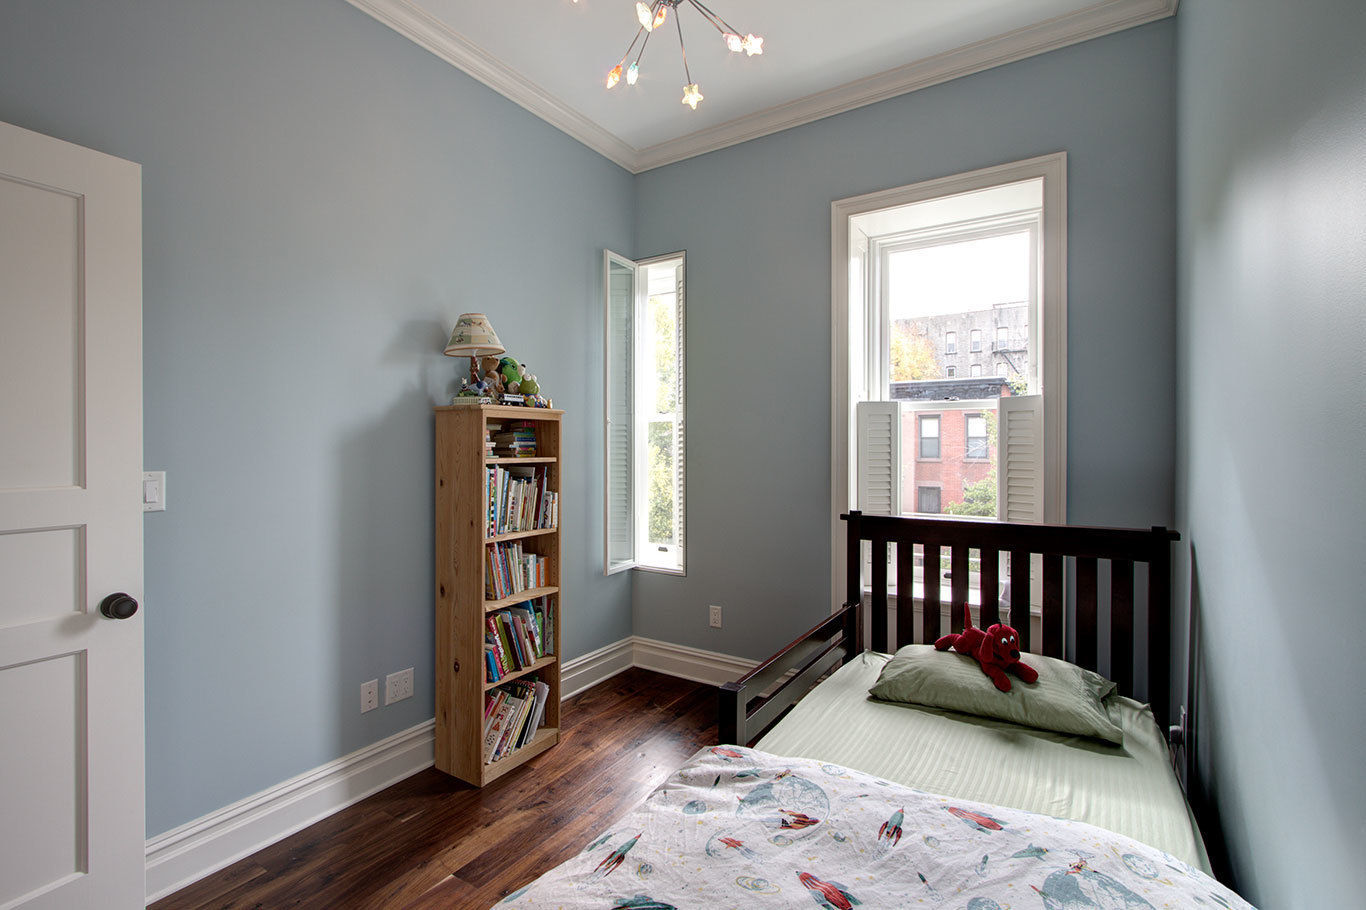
<box><xmin>723</xmin><ymin>33</ymin><xmax>743</xmax><ymax>53</ymax></box>
<box><xmin>681</xmin><ymin>82</ymin><xmax>703</xmax><ymax>110</ymax></box>
<box><xmin>636</xmin><ymin>2</ymin><xmax>654</xmax><ymax>30</ymax></box>
<box><xmin>653</xmin><ymin>6</ymin><xmax>667</xmax><ymax>29</ymax></box>
<box><xmin>742</xmin><ymin>33</ymin><xmax>764</xmax><ymax>56</ymax></box>
<box><xmin>606</xmin><ymin>64</ymin><xmax>623</xmax><ymax>89</ymax></box>
<box><xmin>626</xmin><ymin>62</ymin><xmax>640</xmax><ymax>85</ymax></box>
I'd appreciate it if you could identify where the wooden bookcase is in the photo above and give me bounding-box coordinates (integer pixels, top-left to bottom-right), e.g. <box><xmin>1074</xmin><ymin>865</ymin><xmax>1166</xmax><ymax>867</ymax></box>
<box><xmin>434</xmin><ymin>404</ymin><xmax>563</xmax><ymax>786</ymax></box>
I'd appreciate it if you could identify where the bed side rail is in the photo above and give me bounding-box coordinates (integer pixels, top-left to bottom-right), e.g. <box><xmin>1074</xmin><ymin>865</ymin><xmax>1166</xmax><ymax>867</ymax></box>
<box><xmin>718</xmin><ymin>600</ymin><xmax>860</xmax><ymax>746</ymax></box>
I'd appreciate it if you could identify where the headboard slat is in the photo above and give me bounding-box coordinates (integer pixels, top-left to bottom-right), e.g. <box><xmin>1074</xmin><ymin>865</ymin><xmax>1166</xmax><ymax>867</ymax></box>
<box><xmin>1077</xmin><ymin>556</ymin><xmax>1099</xmax><ymax>669</ymax></box>
<box><xmin>870</xmin><ymin>535</ymin><xmax>889</xmax><ymax>654</ymax></box>
<box><xmin>1042</xmin><ymin>553</ymin><xmax>1064</xmax><ymax>658</ymax></box>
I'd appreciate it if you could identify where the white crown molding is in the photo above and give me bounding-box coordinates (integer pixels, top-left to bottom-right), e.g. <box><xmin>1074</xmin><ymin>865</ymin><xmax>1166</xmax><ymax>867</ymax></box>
<box><xmin>343</xmin><ymin>0</ymin><xmax>638</xmax><ymax>171</ymax></box>
<box><xmin>349</xmin><ymin>0</ymin><xmax>1176</xmax><ymax>174</ymax></box>
<box><xmin>634</xmin><ymin>0</ymin><xmax>1180</xmax><ymax>171</ymax></box>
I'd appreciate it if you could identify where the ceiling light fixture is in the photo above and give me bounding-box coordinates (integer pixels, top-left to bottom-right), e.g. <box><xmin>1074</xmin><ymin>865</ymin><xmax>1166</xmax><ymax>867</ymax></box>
<box><xmin>605</xmin><ymin>0</ymin><xmax>764</xmax><ymax>110</ymax></box>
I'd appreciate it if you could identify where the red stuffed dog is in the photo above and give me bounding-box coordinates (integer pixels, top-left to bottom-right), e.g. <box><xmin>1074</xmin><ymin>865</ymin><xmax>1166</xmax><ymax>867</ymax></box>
<box><xmin>934</xmin><ymin>604</ymin><xmax>1038</xmax><ymax>692</ymax></box>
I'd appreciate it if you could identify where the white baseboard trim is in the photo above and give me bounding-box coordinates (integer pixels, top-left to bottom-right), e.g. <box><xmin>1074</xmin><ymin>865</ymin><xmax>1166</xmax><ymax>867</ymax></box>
<box><xmin>630</xmin><ymin>636</ymin><xmax>754</xmax><ymax>687</ymax></box>
<box><xmin>144</xmin><ymin>720</ymin><xmax>436</xmax><ymax>903</ymax></box>
<box><xmin>560</xmin><ymin>636</ymin><xmax>635</xmax><ymax>698</ymax></box>
<box><xmin>145</xmin><ymin>637</ymin><xmax>754</xmax><ymax>902</ymax></box>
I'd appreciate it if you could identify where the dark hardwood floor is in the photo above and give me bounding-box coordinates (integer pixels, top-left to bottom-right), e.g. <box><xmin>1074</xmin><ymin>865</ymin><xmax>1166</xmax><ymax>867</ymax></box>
<box><xmin>151</xmin><ymin>669</ymin><xmax>717</xmax><ymax>910</ymax></box>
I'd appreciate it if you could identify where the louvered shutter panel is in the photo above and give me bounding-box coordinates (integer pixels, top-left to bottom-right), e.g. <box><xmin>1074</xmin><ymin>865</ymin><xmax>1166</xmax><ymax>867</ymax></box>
<box><xmin>605</xmin><ymin>254</ymin><xmax>636</xmax><ymax>573</ymax></box>
<box><xmin>856</xmin><ymin>400</ymin><xmax>903</xmax><ymax>515</ymax></box>
<box><xmin>998</xmin><ymin>393</ymin><xmax>1044</xmax><ymax>523</ymax></box>
<box><xmin>670</xmin><ymin>260</ymin><xmax>686</xmax><ymax>572</ymax></box>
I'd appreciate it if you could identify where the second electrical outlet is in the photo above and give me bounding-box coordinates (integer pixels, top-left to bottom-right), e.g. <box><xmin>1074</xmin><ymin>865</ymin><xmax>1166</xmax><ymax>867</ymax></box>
<box><xmin>385</xmin><ymin>667</ymin><xmax>414</xmax><ymax>705</ymax></box>
<box><xmin>709</xmin><ymin>604</ymin><xmax>723</xmax><ymax>628</ymax></box>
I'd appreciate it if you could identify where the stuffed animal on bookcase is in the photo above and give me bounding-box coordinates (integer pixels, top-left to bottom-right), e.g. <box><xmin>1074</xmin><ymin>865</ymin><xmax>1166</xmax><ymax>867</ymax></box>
<box><xmin>934</xmin><ymin>603</ymin><xmax>1038</xmax><ymax>692</ymax></box>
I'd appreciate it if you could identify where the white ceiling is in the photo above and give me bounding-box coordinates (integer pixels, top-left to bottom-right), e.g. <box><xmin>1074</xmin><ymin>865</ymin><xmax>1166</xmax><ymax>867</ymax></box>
<box><xmin>346</xmin><ymin>0</ymin><xmax>1178</xmax><ymax>172</ymax></box>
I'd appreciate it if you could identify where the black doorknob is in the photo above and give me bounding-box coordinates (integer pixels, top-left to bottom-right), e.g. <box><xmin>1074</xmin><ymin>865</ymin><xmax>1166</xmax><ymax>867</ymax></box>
<box><xmin>99</xmin><ymin>593</ymin><xmax>139</xmax><ymax>620</ymax></box>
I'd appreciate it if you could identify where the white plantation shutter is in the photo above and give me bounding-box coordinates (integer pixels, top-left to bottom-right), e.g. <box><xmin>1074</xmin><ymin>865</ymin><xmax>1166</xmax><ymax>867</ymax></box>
<box><xmin>670</xmin><ymin>260</ymin><xmax>686</xmax><ymax>572</ymax></box>
<box><xmin>856</xmin><ymin>400</ymin><xmax>904</xmax><ymax>515</ymax></box>
<box><xmin>604</xmin><ymin>252</ymin><xmax>636</xmax><ymax>573</ymax></box>
<box><xmin>998</xmin><ymin>393</ymin><xmax>1044</xmax><ymax>523</ymax></box>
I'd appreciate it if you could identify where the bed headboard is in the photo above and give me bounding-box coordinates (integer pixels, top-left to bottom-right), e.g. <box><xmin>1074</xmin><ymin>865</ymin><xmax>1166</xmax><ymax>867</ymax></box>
<box><xmin>845</xmin><ymin>511</ymin><xmax>1180</xmax><ymax>727</ymax></box>
<box><xmin>719</xmin><ymin>512</ymin><xmax>1180</xmax><ymax>747</ymax></box>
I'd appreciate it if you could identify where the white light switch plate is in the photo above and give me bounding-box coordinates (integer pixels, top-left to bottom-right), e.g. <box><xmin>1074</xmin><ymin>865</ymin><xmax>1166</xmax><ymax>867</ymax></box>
<box><xmin>143</xmin><ymin>471</ymin><xmax>166</xmax><ymax>512</ymax></box>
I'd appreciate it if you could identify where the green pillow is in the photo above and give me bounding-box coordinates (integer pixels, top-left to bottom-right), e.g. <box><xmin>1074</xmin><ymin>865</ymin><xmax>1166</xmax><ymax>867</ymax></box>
<box><xmin>868</xmin><ymin>644</ymin><xmax>1125</xmax><ymax>744</ymax></box>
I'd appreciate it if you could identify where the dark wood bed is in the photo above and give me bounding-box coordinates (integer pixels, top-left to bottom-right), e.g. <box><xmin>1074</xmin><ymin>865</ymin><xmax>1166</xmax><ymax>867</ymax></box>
<box><xmin>720</xmin><ymin>510</ymin><xmax>1181</xmax><ymax>745</ymax></box>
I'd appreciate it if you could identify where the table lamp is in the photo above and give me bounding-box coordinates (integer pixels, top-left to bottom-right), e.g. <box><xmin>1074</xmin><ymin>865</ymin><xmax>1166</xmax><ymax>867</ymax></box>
<box><xmin>444</xmin><ymin>313</ymin><xmax>505</xmax><ymax>384</ymax></box>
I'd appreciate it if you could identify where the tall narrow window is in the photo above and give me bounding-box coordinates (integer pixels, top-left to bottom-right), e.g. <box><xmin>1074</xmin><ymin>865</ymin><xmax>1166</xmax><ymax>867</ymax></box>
<box><xmin>945</xmin><ymin>331</ymin><xmax>957</xmax><ymax>354</ymax></box>
<box><xmin>604</xmin><ymin>251</ymin><xmax>686</xmax><ymax>575</ymax></box>
<box><xmin>970</xmin><ymin>328</ymin><xmax>983</xmax><ymax>352</ymax></box>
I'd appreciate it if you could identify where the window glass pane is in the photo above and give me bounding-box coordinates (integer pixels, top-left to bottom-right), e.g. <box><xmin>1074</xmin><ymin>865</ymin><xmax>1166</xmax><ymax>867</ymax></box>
<box><xmin>646</xmin><ymin>420</ymin><xmax>674</xmax><ymax>544</ymax></box>
<box><xmin>919</xmin><ymin>414</ymin><xmax>940</xmax><ymax>459</ymax></box>
<box><xmin>917</xmin><ymin>486</ymin><xmax>941</xmax><ymax>513</ymax></box>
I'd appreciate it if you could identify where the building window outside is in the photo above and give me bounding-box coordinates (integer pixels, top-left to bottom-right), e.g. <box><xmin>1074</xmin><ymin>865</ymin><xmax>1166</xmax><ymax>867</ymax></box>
<box><xmin>919</xmin><ymin>414</ymin><xmax>940</xmax><ymax>459</ymax></box>
<box><xmin>966</xmin><ymin>413</ymin><xmax>988</xmax><ymax>460</ymax></box>
<box><xmin>970</xmin><ymin>363</ymin><xmax>982</xmax><ymax>377</ymax></box>
<box><xmin>945</xmin><ymin>331</ymin><xmax>957</xmax><ymax>354</ymax></box>
<box><xmin>970</xmin><ymin>329</ymin><xmax>982</xmax><ymax>352</ymax></box>
<box><xmin>917</xmin><ymin>486</ymin><xmax>941</xmax><ymax>514</ymax></box>
<box><xmin>996</xmin><ymin>362</ymin><xmax>1007</xmax><ymax>376</ymax></box>
<box><xmin>946</xmin><ymin>366</ymin><xmax>956</xmax><ymax>378</ymax></box>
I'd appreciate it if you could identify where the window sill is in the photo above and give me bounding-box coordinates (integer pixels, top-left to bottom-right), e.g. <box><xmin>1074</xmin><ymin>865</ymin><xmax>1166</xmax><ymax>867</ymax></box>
<box><xmin>634</xmin><ymin>564</ymin><xmax>685</xmax><ymax>577</ymax></box>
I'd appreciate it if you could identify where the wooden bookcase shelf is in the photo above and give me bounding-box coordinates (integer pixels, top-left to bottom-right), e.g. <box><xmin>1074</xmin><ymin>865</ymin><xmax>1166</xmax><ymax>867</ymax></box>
<box><xmin>434</xmin><ymin>404</ymin><xmax>563</xmax><ymax>786</ymax></box>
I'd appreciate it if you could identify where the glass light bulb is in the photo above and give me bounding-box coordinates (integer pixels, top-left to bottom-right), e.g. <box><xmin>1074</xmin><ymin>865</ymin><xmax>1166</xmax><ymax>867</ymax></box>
<box><xmin>742</xmin><ymin>33</ymin><xmax>764</xmax><ymax>56</ymax></box>
<box><xmin>724</xmin><ymin>33</ymin><xmax>743</xmax><ymax>53</ymax></box>
<box><xmin>626</xmin><ymin>62</ymin><xmax>639</xmax><ymax>85</ymax></box>
<box><xmin>606</xmin><ymin>64</ymin><xmax>622</xmax><ymax>89</ymax></box>
<box><xmin>653</xmin><ymin>6</ymin><xmax>667</xmax><ymax>29</ymax></box>
<box><xmin>681</xmin><ymin>82</ymin><xmax>703</xmax><ymax>110</ymax></box>
<box><xmin>636</xmin><ymin>2</ymin><xmax>654</xmax><ymax>30</ymax></box>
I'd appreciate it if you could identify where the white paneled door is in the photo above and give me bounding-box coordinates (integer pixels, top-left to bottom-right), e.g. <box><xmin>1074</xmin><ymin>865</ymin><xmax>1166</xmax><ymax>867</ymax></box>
<box><xmin>0</xmin><ymin>121</ymin><xmax>144</xmax><ymax>908</ymax></box>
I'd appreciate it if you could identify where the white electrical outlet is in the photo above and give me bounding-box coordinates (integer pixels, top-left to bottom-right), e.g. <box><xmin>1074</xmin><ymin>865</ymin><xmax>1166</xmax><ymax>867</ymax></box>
<box><xmin>361</xmin><ymin>679</ymin><xmax>379</xmax><ymax>713</ymax></box>
<box><xmin>709</xmin><ymin>604</ymin><xmax>723</xmax><ymax>628</ymax></box>
<box><xmin>385</xmin><ymin>667</ymin><xmax>414</xmax><ymax>705</ymax></box>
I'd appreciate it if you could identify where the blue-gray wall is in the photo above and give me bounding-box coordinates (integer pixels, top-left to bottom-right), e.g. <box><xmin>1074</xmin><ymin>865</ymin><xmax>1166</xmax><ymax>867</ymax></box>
<box><xmin>1176</xmin><ymin>1</ymin><xmax>1366</xmax><ymax>906</ymax></box>
<box><xmin>633</xmin><ymin>22</ymin><xmax>1179</xmax><ymax>659</ymax></box>
<box><xmin>0</xmin><ymin>0</ymin><xmax>634</xmax><ymax>836</ymax></box>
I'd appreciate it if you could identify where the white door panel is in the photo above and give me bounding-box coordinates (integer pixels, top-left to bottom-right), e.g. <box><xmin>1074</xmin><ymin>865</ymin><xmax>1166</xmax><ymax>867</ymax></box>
<box><xmin>0</xmin><ymin>120</ymin><xmax>144</xmax><ymax>909</ymax></box>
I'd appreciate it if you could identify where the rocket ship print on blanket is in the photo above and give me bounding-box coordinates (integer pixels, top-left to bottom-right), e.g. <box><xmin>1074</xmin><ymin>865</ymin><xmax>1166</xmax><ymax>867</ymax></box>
<box><xmin>593</xmin><ymin>833</ymin><xmax>641</xmax><ymax>878</ymax></box>
<box><xmin>797</xmin><ymin>871</ymin><xmax>862</xmax><ymax>909</ymax></box>
<box><xmin>877</xmin><ymin>808</ymin><xmax>904</xmax><ymax>846</ymax></box>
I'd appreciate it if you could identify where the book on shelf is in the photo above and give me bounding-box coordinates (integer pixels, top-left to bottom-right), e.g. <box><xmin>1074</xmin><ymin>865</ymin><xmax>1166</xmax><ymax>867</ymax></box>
<box><xmin>491</xmin><ymin>421</ymin><xmax>538</xmax><ymax>457</ymax></box>
<box><xmin>483</xmin><ymin>672</ymin><xmax>551</xmax><ymax>759</ymax></box>
<box><xmin>485</xmin><ymin>541</ymin><xmax>550</xmax><ymax>600</ymax></box>
<box><xmin>484</xmin><ymin>598</ymin><xmax>554</xmax><ymax>683</ymax></box>
<box><xmin>483</xmin><ymin>678</ymin><xmax>551</xmax><ymax>762</ymax></box>
<box><xmin>483</xmin><ymin>465</ymin><xmax>557</xmax><ymax>537</ymax></box>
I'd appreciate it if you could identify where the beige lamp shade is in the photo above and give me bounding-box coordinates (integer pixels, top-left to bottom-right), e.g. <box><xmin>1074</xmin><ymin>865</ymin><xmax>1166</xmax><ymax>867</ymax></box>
<box><xmin>444</xmin><ymin>313</ymin><xmax>505</xmax><ymax>359</ymax></box>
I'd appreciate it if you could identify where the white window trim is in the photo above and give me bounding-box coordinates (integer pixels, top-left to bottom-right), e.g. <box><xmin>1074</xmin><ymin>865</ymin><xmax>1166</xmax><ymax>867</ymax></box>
<box><xmin>603</xmin><ymin>249</ymin><xmax>687</xmax><ymax>577</ymax></box>
<box><xmin>830</xmin><ymin>153</ymin><xmax>1067</xmax><ymax>611</ymax></box>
